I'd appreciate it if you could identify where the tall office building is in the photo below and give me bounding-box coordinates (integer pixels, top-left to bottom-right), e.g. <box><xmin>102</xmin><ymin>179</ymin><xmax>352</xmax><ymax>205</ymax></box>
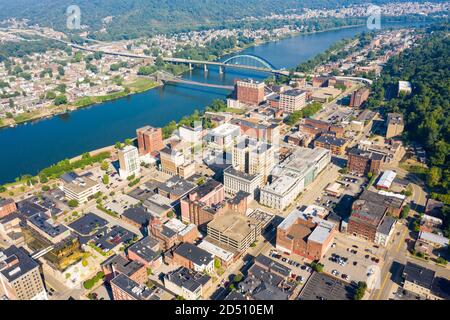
<box><xmin>280</xmin><ymin>89</ymin><xmax>307</xmax><ymax>113</ymax></box>
<box><xmin>232</xmin><ymin>137</ymin><xmax>276</xmax><ymax>183</ymax></box>
<box><xmin>235</xmin><ymin>79</ymin><xmax>265</xmax><ymax>105</ymax></box>
<box><xmin>349</xmin><ymin>88</ymin><xmax>370</xmax><ymax>108</ymax></box>
<box><xmin>118</xmin><ymin>145</ymin><xmax>141</xmax><ymax>179</ymax></box>
<box><xmin>386</xmin><ymin>113</ymin><xmax>404</xmax><ymax>139</ymax></box>
<box><xmin>0</xmin><ymin>246</ymin><xmax>48</xmax><ymax>300</ymax></box>
<box><xmin>136</xmin><ymin>126</ymin><xmax>164</xmax><ymax>156</ymax></box>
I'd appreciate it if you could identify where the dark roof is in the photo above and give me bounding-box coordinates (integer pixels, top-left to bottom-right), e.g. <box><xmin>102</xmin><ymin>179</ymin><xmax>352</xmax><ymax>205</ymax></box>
<box><xmin>315</xmin><ymin>135</ymin><xmax>347</xmax><ymax>147</ymax></box>
<box><xmin>16</xmin><ymin>200</ymin><xmax>46</xmax><ymax>218</ymax></box>
<box><xmin>248</xmin><ymin>264</ymin><xmax>283</xmax><ymax>287</ymax></box>
<box><xmin>68</xmin><ymin>212</ymin><xmax>108</xmax><ymax>236</ymax></box>
<box><xmin>189</xmin><ymin>179</ymin><xmax>222</xmax><ymax>199</ymax></box>
<box><xmin>254</xmin><ymin>254</ymin><xmax>291</xmax><ymax>277</ymax></box>
<box><xmin>347</xmin><ymin>147</ymin><xmax>384</xmax><ymax>161</ymax></box>
<box><xmin>224</xmin><ymin>166</ymin><xmax>260</xmax><ymax>182</ymax></box>
<box><xmin>174</xmin><ymin>242</ymin><xmax>213</xmax><ymax>266</ymax></box>
<box><xmin>0</xmin><ymin>198</ymin><xmax>15</xmax><ymax>207</ymax></box>
<box><xmin>28</xmin><ymin>212</ymin><xmax>69</xmax><ymax>238</ymax></box>
<box><xmin>403</xmin><ymin>262</ymin><xmax>435</xmax><ymax>290</ymax></box>
<box><xmin>101</xmin><ymin>254</ymin><xmax>144</xmax><ymax>277</ymax></box>
<box><xmin>298</xmin><ymin>272</ymin><xmax>356</xmax><ymax>300</ymax></box>
<box><xmin>377</xmin><ymin>216</ymin><xmax>396</xmax><ymax>235</ymax></box>
<box><xmin>431</xmin><ymin>277</ymin><xmax>450</xmax><ymax>300</ymax></box>
<box><xmin>0</xmin><ymin>246</ymin><xmax>39</xmax><ymax>282</ymax></box>
<box><xmin>251</xmin><ymin>281</ymin><xmax>289</xmax><ymax>300</ymax></box>
<box><xmin>110</xmin><ymin>273</ymin><xmax>154</xmax><ymax>300</ymax></box>
<box><xmin>164</xmin><ymin>267</ymin><xmax>211</xmax><ymax>293</ymax></box>
<box><xmin>127</xmin><ymin>237</ymin><xmax>160</xmax><ymax>263</ymax></box>
<box><xmin>122</xmin><ymin>206</ymin><xmax>152</xmax><ymax>226</ymax></box>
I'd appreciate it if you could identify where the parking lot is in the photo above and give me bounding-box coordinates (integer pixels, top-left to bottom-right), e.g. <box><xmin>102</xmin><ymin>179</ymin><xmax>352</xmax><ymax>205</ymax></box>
<box><xmin>265</xmin><ymin>249</ymin><xmax>313</xmax><ymax>289</ymax></box>
<box><xmin>320</xmin><ymin>234</ymin><xmax>386</xmax><ymax>290</ymax></box>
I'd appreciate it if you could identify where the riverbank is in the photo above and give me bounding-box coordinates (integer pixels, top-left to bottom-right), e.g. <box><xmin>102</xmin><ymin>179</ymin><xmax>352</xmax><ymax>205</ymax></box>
<box><xmin>0</xmin><ymin>22</ymin><xmax>369</xmax><ymax>130</ymax></box>
<box><xmin>0</xmin><ymin>78</ymin><xmax>161</xmax><ymax>129</ymax></box>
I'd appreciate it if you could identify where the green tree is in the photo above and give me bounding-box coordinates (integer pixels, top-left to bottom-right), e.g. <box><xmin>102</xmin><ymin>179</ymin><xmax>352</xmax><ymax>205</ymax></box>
<box><xmin>68</xmin><ymin>199</ymin><xmax>79</xmax><ymax>208</ymax></box>
<box><xmin>100</xmin><ymin>161</ymin><xmax>109</xmax><ymax>171</ymax></box>
<box><xmin>102</xmin><ymin>174</ymin><xmax>109</xmax><ymax>185</ymax></box>
<box><xmin>354</xmin><ymin>281</ymin><xmax>367</xmax><ymax>300</ymax></box>
<box><xmin>54</xmin><ymin>95</ymin><xmax>68</xmax><ymax>106</ymax></box>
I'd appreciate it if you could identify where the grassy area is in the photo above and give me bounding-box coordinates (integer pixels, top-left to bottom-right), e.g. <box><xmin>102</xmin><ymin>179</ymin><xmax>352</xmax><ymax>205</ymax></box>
<box><xmin>225</xmin><ymin>107</ymin><xmax>246</xmax><ymax>115</ymax></box>
<box><xmin>400</xmin><ymin>162</ymin><xmax>429</xmax><ymax>180</ymax></box>
<box><xmin>124</xmin><ymin>78</ymin><xmax>158</xmax><ymax>93</ymax></box>
<box><xmin>13</xmin><ymin>111</ymin><xmax>41</xmax><ymax>124</ymax></box>
<box><xmin>73</xmin><ymin>91</ymin><xmax>129</xmax><ymax>108</ymax></box>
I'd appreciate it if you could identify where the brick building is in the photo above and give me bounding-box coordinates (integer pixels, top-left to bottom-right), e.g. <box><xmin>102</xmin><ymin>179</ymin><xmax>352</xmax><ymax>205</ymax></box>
<box><xmin>101</xmin><ymin>254</ymin><xmax>148</xmax><ymax>285</ymax></box>
<box><xmin>276</xmin><ymin>208</ymin><xmax>335</xmax><ymax>260</ymax></box>
<box><xmin>172</xmin><ymin>242</ymin><xmax>214</xmax><ymax>273</ymax></box>
<box><xmin>347</xmin><ymin>147</ymin><xmax>384</xmax><ymax>175</ymax></box>
<box><xmin>0</xmin><ymin>199</ymin><xmax>17</xmax><ymax>219</ymax></box>
<box><xmin>136</xmin><ymin>125</ymin><xmax>164</xmax><ymax>156</ymax></box>
<box><xmin>314</xmin><ymin>135</ymin><xmax>348</xmax><ymax>155</ymax></box>
<box><xmin>127</xmin><ymin>236</ymin><xmax>162</xmax><ymax>270</ymax></box>
<box><xmin>349</xmin><ymin>88</ymin><xmax>370</xmax><ymax>107</ymax></box>
<box><xmin>235</xmin><ymin>79</ymin><xmax>265</xmax><ymax>105</ymax></box>
<box><xmin>180</xmin><ymin>179</ymin><xmax>225</xmax><ymax>226</ymax></box>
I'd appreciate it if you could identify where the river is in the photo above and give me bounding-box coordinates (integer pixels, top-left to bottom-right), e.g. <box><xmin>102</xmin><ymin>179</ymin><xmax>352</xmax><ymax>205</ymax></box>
<box><xmin>0</xmin><ymin>22</ymin><xmax>426</xmax><ymax>184</ymax></box>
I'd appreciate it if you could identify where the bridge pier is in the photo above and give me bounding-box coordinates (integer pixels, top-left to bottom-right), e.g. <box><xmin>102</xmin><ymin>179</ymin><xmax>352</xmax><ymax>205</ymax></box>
<box><xmin>204</xmin><ymin>64</ymin><xmax>208</xmax><ymax>73</ymax></box>
<box><xmin>219</xmin><ymin>66</ymin><xmax>224</xmax><ymax>74</ymax></box>
<box><xmin>189</xmin><ymin>63</ymin><xmax>193</xmax><ymax>71</ymax></box>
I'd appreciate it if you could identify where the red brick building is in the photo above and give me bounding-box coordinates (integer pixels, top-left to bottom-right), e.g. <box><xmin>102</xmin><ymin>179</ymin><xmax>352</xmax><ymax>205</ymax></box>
<box><xmin>347</xmin><ymin>147</ymin><xmax>383</xmax><ymax>175</ymax></box>
<box><xmin>136</xmin><ymin>125</ymin><xmax>164</xmax><ymax>156</ymax></box>
<box><xmin>276</xmin><ymin>209</ymin><xmax>336</xmax><ymax>261</ymax></box>
<box><xmin>349</xmin><ymin>88</ymin><xmax>370</xmax><ymax>108</ymax></box>
<box><xmin>180</xmin><ymin>179</ymin><xmax>225</xmax><ymax>226</ymax></box>
<box><xmin>101</xmin><ymin>254</ymin><xmax>148</xmax><ymax>285</ymax></box>
<box><xmin>0</xmin><ymin>199</ymin><xmax>17</xmax><ymax>218</ymax></box>
<box><xmin>235</xmin><ymin>79</ymin><xmax>265</xmax><ymax>105</ymax></box>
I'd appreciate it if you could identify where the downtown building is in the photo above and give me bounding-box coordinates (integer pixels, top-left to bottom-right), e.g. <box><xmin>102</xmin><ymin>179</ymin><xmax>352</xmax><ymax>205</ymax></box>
<box><xmin>279</xmin><ymin>89</ymin><xmax>307</xmax><ymax>113</ymax></box>
<box><xmin>136</xmin><ymin>126</ymin><xmax>164</xmax><ymax>156</ymax></box>
<box><xmin>235</xmin><ymin>79</ymin><xmax>266</xmax><ymax>106</ymax></box>
<box><xmin>260</xmin><ymin>147</ymin><xmax>331</xmax><ymax>211</ymax></box>
<box><xmin>276</xmin><ymin>207</ymin><xmax>336</xmax><ymax>260</ymax></box>
<box><xmin>0</xmin><ymin>246</ymin><xmax>48</xmax><ymax>300</ymax></box>
<box><xmin>118</xmin><ymin>145</ymin><xmax>141</xmax><ymax>179</ymax></box>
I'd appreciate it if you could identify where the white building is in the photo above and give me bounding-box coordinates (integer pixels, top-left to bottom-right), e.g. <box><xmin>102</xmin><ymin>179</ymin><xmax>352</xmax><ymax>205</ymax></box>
<box><xmin>260</xmin><ymin>147</ymin><xmax>331</xmax><ymax>210</ymax></box>
<box><xmin>61</xmin><ymin>172</ymin><xmax>101</xmax><ymax>203</ymax></box>
<box><xmin>205</xmin><ymin>123</ymin><xmax>240</xmax><ymax>149</ymax></box>
<box><xmin>279</xmin><ymin>89</ymin><xmax>307</xmax><ymax>113</ymax></box>
<box><xmin>118</xmin><ymin>145</ymin><xmax>141</xmax><ymax>179</ymax></box>
<box><xmin>224</xmin><ymin>166</ymin><xmax>262</xmax><ymax>199</ymax></box>
<box><xmin>179</xmin><ymin>125</ymin><xmax>202</xmax><ymax>145</ymax></box>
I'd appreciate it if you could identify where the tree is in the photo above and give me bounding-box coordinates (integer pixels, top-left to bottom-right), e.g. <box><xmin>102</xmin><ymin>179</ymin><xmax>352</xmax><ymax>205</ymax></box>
<box><xmin>311</xmin><ymin>262</ymin><xmax>324</xmax><ymax>273</ymax></box>
<box><xmin>354</xmin><ymin>281</ymin><xmax>367</xmax><ymax>300</ymax></box>
<box><xmin>100</xmin><ymin>160</ymin><xmax>109</xmax><ymax>171</ymax></box>
<box><xmin>102</xmin><ymin>174</ymin><xmax>109</xmax><ymax>185</ymax></box>
<box><xmin>54</xmin><ymin>94</ymin><xmax>68</xmax><ymax>106</ymax></box>
<box><xmin>401</xmin><ymin>205</ymin><xmax>410</xmax><ymax>219</ymax></box>
<box><xmin>214</xmin><ymin>258</ymin><xmax>221</xmax><ymax>269</ymax></box>
<box><xmin>427</xmin><ymin>167</ymin><xmax>441</xmax><ymax>188</ymax></box>
<box><xmin>114</xmin><ymin>142</ymin><xmax>123</xmax><ymax>149</ymax></box>
<box><xmin>68</xmin><ymin>199</ymin><xmax>79</xmax><ymax>208</ymax></box>
<box><xmin>155</xmin><ymin>55</ymin><xmax>165</xmax><ymax>67</ymax></box>
<box><xmin>124</xmin><ymin>138</ymin><xmax>133</xmax><ymax>146</ymax></box>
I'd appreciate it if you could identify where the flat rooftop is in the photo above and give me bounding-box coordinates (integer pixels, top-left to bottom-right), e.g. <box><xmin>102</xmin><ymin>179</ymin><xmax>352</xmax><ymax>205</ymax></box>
<box><xmin>207</xmin><ymin>211</ymin><xmax>260</xmax><ymax>242</ymax></box>
<box><xmin>68</xmin><ymin>212</ymin><xmax>108</xmax><ymax>236</ymax></box>
<box><xmin>298</xmin><ymin>272</ymin><xmax>356</xmax><ymax>300</ymax></box>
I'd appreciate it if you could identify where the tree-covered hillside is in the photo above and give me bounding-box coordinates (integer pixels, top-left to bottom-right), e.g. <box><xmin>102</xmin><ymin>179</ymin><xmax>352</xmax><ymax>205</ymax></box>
<box><xmin>0</xmin><ymin>0</ymin><xmax>426</xmax><ymax>39</ymax></box>
<box><xmin>366</xmin><ymin>25</ymin><xmax>450</xmax><ymax>233</ymax></box>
